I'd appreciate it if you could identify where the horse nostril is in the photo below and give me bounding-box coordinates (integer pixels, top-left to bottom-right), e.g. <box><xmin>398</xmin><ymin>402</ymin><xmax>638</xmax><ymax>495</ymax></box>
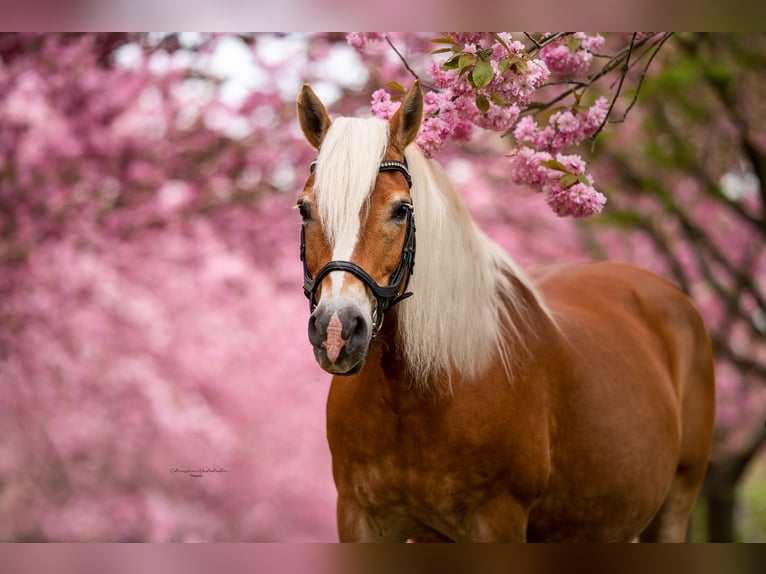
<box><xmin>341</xmin><ymin>308</ymin><xmax>369</xmax><ymax>347</ymax></box>
<box><xmin>307</xmin><ymin>312</ymin><xmax>324</xmax><ymax>348</ymax></box>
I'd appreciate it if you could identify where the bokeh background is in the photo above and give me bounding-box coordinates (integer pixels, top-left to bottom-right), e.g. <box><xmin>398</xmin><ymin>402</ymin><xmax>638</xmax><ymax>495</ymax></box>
<box><xmin>0</xmin><ymin>33</ymin><xmax>764</xmax><ymax>542</ymax></box>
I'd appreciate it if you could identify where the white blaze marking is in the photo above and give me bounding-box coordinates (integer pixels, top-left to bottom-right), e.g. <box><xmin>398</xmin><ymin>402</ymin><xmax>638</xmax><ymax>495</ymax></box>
<box><xmin>329</xmin><ymin>227</ymin><xmax>359</xmax><ymax>297</ymax></box>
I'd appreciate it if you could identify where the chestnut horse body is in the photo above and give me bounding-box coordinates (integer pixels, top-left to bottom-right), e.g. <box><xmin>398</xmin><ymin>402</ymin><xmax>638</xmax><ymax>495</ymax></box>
<box><xmin>296</xmin><ymin>82</ymin><xmax>715</xmax><ymax>542</ymax></box>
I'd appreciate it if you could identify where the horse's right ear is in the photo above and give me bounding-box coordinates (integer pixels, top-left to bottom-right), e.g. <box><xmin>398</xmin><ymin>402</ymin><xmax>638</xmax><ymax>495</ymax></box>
<box><xmin>297</xmin><ymin>84</ymin><xmax>331</xmax><ymax>149</ymax></box>
<box><xmin>388</xmin><ymin>80</ymin><xmax>423</xmax><ymax>155</ymax></box>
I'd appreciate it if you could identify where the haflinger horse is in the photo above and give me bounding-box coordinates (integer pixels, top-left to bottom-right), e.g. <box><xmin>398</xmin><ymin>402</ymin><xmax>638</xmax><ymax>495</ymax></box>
<box><xmin>295</xmin><ymin>81</ymin><xmax>715</xmax><ymax>542</ymax></box>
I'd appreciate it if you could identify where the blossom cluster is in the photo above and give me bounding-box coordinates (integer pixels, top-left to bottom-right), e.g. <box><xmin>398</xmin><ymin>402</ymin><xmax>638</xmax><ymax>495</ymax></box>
<box><xmin>429</xmin><ymin>33</ymin><xmax>550</xmax><ymax>127</ymax></box>
<box><xmin>365</xmin><ymin>32</ymin><xmax>608</xmax><ymax>217</ymax></box>
<box><xmin>514</xmin><ymin>98</ymin><xmax>610</xmax><ymax>154</ymax></box>
<box><xmin>371</xmin><ymin>87</ymin><xmax>473</xmax><ymax>158</ymax></box>
<box><xmin>346</xmin><ymin>32</ymin><xmax>385</xmax><ymax>50</ymax></box>
<box><xmin>539</xmin><ymin>33</ymin><xmax>605</xmax><ymax>79</ymax></box>
<box><xmin>370</xmin><ymin>33</ymin><xmax>550</xmax><ymax>158</ymax></box>
<box><xmin>509</xmin><ymin>98</ymin><xmax>610</xmax><ymax>217</ymax></box>
<box><xmin>508</xmin><ymin>146</ymin><xmax>606</xmax><ymax>217</ymax></box>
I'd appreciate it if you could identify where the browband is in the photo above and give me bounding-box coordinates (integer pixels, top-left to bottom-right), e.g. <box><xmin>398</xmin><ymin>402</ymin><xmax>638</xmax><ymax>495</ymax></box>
<box><xmin>309</xmin><ymin>159</ymin><xmax>412</xmax><ymax>188</ymax></box>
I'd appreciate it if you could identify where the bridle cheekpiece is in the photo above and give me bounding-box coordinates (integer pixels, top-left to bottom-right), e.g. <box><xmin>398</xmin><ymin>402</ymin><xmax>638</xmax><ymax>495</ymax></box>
<box><xmin>300</xmin><ymin>159</ymin><xmax>416</xmax><ymax>339</ymax></box>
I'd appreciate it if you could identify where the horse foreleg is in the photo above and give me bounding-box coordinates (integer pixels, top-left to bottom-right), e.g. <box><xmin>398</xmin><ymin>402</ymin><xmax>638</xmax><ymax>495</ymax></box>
<box><xmin>462</xmin><ymin>495</ymin><xmax>529</xmax><ymax>542</ymax></box>
<box><xmin>336</xmin><ymin>496</ymin><xmax>408</xmax><ymax>542</ymax></box>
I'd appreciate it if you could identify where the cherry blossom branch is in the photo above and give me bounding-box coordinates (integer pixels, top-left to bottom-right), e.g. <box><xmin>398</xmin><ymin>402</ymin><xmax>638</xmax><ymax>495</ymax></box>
<box><xmin>525</xmin><ymin>32</ymin><xmax>574</xmax><ymax>56</ymax></box>
<box><xmin>357</xmin><ymin>32</ymin><xmax>676</xmax><ymax>219</ymax></box>
<box><xmin>605</xmin><ymin>148</ymin><xmax>766</xmax><ymax>324</ymax></box>
<box><xmin>650</xmin><ymin>94</ymin><xmax>764</xmax><ymax>235</ymax></box>
<box><xmin>680</xmin><ymin>34</ymin><xmax>766</xmax><ymax>223</ymax></box>
<box><xmin>586</xmin><ymin>205</ymin><xmax>766</xmax><ymax>380</ymax></box>
<box><xmin>523</xmin><ymin>32</ymin><xmax>542</xmax><ymax>49</ymax></box>
<box><xmin>590</xmin><ymin>33</ymin><xmax>636</xmax><ymax>142</ymax></box>
<box><xmin>383</xmin><ymin>34</ymin><xmax>438</xmax><ymax>92</ymax></box>
<box><xmin>520</xmin><ymin>33</ymin><xmax>662</xmax><ymax>120</ymax></box>
<box><xmin>608</xmin><ymin>32</ymin><xmax>674</xmax><ymax>126</ymax></box>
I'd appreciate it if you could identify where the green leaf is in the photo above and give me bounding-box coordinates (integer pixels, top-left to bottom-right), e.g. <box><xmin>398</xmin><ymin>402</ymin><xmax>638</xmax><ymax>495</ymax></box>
<box><xmin>458</xmin><ymin>53</ymin><xmax>477</xmax><ymax>74</ymax></box>
<box><xmin>385</xmin><ymin>81</ymin><xmax>406</xmax><ymax>94</ymax></box>
<box><xmin>491</xmin><ymin>92</ymin><xmax>506</xmax><ymax>107</ymax></box>
<box><xmin>577</xmin><ymin>174</ymin><xmax>590</xmax><ymax>186</ymax></box>
<box><xmin>442</xmin><ymin>54</ymin><xmax>461</xmax><ymax>70</ymax></box>
<box><xmin>429</xmin><ymin>47</ymin><xmax>454</xmax><ymax>55</ymax></box>
<box><xmin>567</xmin><ymin>36</ymin><xmax>581</xmax><ymax>53</ymax></box>
<box><xmin>560</xmin><ymin>174</ymin><xmax>579</xmax><ymax>189</ymax></box>
<box><xmin>498</xmin><ymin>59</ymin><xmax>511</xmax><ymax>73</ymax></box>
<box><xmin>471</xmin><ymin>60</ymin><xmax>494</xmax><ymax>89</ymax></box>
<box><xmin>539</xmin><ymin>159</ymin><xmax>569</xmax><ymax>172</ymax></box>
<box><xmin>475</xmin><ymin>93</ymin><xmax>490</xmax><ymax>114</ymax></box>
<box><xmin>430</xmin><ymin>36</ymin><xmax>459</xmax><ymax>45</ymax></box>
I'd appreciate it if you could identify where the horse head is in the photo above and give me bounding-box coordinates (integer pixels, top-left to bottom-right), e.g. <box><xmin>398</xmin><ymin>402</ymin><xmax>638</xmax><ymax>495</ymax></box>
<box><xmin>296</xmin><ymin>82</ymin><xmax>423</xmax><ymax>375</ymax></box>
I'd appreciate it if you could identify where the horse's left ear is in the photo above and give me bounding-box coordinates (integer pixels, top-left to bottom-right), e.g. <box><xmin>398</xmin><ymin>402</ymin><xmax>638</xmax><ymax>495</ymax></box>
<box><xmin>389</xmin><ymin>80</ymin><xmax>423</xmax><ymax>154</ymax></box>
<box><xmin>297</xmin><ymin>84</ymin><xmax>331</xmax><ymax>149</ymax></box>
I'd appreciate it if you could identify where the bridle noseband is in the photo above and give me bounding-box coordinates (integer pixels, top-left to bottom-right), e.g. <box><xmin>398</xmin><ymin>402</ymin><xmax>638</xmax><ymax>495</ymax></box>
<box><xmin>300</xmin><ymin>159</ymin><xmax>416</xmax><ymax>339</ymax></box>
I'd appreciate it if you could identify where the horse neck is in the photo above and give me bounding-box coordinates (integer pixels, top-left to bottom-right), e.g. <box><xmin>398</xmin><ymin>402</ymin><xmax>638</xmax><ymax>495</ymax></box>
<box><xmin>383</xmin><ymin>150</ymin><xmax>547</xmax><ymax>395</ymax></box>
<box><xmin>372</xmin><ymin>274</ymin><xmax>547</xmax><ymax>400</ymax></box>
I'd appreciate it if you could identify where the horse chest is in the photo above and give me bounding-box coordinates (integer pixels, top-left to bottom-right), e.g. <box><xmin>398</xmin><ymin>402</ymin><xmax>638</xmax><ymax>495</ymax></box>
<box><xmin>334</xmin><ymin>438</ymin><xmax>496</xmax><ymax>539</ymax></box>
<box><xmin>346</xmin><ymin>435</ymin><xmax>485</xmax><ymax>500</ymax></box>
<box><xmin>328</xmin><ymin>391</ymin><xmax>545</xmax><ymax>538</ymax></box>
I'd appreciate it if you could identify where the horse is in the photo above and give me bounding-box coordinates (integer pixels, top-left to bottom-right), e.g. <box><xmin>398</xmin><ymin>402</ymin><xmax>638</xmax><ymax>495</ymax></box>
<box><xmin>295</xmin><ymin>80</ymin><xmax>715</xmax><ymax>542</ymax></box>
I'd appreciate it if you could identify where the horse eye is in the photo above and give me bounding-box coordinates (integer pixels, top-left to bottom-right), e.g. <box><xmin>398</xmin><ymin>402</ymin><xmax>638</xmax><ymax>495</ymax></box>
<box><xmin>297</xmin><ymin>202</ymin><xmax>311</xmax><ymax>222</ymax></box>
<box><xmin>392</xmin><ymin>202</ymin><xmax>411</xmax><ymax>222</ymax></box>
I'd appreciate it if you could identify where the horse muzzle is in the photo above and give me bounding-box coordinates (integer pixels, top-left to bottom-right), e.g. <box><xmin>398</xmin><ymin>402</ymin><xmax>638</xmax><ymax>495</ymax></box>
<box><xmin>308</xmin><ymin>302</ymin><xmax>372</xmax><ymax>375</ymax></box>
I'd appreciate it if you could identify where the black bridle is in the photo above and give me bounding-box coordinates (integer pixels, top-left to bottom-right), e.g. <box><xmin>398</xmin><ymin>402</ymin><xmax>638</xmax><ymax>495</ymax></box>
<box><xmin>300</xmin><ymin>159</ymin><xmax>416</xmax><ymax>339</ymax></box>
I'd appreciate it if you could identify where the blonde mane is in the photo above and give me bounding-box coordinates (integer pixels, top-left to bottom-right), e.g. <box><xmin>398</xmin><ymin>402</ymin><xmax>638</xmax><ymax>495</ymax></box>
<box><xmin>314</xmin><ymin>116</ymin><xmax>548</xmax><ymax>393</ymax></box>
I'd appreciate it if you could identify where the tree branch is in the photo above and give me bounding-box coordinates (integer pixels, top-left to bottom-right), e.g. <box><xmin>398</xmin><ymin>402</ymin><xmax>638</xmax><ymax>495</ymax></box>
<box><xmin>504</xmin><ymin>33</ymin><xmax>664</xmax><ymax>138</ymax></box>
<box><xmin>603</xmin><ymin>150</ymin><xmax>766</xmax><ymax>343</ymax></box>
<box><xmin>650</xmin><ymin>97</ymin><xmax>765</xmax><ymax>237</ymax></box>
<box><xmin>590</xmin><ymin>33</ymin><xmax>636</xmax><ymax>143</ymax></box>
<box><xmin>523</xmin><ymin>32</ymin><xmax>541</xmax><ymax>49</ymax></box>
<box><xmin>608</xmin><ymin>32</ymin><xmax>673</xmax><ymax>126</ymax></box>
<box><xmin>525</xmin><ymin>32</ymin><xmax>574</xmax><ymax>56</ymax></box>
<box><xmin>682</xmin><ymin>35</ymin><xmax>766</xmax><ymax>225</ymax></box>
<box><xmin>383</xmin><ymin>34</ymin><xmax>437</xmax><ymax>92</ymax></box>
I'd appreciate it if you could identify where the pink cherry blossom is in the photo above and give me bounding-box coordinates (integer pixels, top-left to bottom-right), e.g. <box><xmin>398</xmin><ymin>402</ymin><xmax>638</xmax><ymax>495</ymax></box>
<box><xmin>540</xmin><ymin>33</ymin><xmax>605</xmax><ymax>79</ymax></box>
<box><xmin>346</xmin><ymin>32</ymin><xmax>384</xmax><ymax>50</ymax></box>
<box><xmin>546</xmin><ymin>181</ymin><xmax>607</xmax><ymax>218</ymax></box>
